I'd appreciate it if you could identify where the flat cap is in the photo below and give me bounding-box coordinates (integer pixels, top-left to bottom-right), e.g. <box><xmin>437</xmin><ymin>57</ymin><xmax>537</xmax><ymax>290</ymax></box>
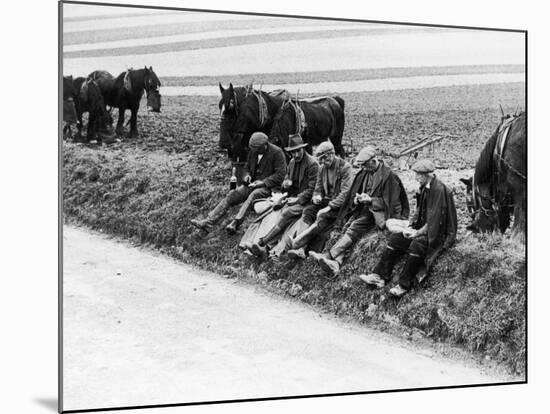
<box><xmin>315</xmin><ymin>141</ymin><xmax>335</xmax><ymax>158</ymax></box>
<box><xmin>355</xmin><ymin>146</ymin><xmax>377</xmax><ymax>163</ymax></box>
<box><xmin>411</xmin><ymin>159</ymin><xmax>436</xmax><ymax>173</ymax></box>
<box><xmin>249</xmin><ymin>132</ymin><xmax>269</xmax><ymax>150</ymax></box>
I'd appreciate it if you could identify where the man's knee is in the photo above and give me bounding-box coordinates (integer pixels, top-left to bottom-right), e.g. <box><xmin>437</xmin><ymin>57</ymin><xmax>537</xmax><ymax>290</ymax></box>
<box><xmin>388</xmin><ymin>232</ymin><xmax>410</xmax><ymax>251</ymax></box>
<box><xmin>409</xmin><ymin>238</ymin><xmax>428</xmax><ymax>257</ymax></box>
<box><xmin>226</xmin><ymin>186</ymin><xmax>249</xmax><ymax>205</ymax></box>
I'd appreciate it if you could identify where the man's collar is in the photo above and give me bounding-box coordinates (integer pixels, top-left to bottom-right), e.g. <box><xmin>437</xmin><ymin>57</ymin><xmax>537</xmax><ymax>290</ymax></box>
<box><xmin>425</xmin><ymin>175</ymin><xmax>434</xmax><ymax>189</ymax></box>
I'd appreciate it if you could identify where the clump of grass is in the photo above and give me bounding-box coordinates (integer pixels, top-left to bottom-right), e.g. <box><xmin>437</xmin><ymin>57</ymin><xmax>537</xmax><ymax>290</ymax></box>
<box><xmin>63</xmin><ymin>143</ymin><xmax>525</xmax><ymax>376</ymax></box>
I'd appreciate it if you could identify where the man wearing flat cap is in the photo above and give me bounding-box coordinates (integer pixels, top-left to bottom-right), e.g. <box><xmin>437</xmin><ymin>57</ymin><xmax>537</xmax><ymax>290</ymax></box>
<box><xmin>191</xmin><ymin>132</ymin><xmax>286</xmax><ymax>234</ymax></box>
<box><xmin>359</xmin><ymin>159</ymin><xmax>457</xmax><ymax>297</ymax></box>
<box><xmin>248</xmin><ymin>134</ymin><xmax>319</xmax><ymax>258</ymax></box>
<box><xmin>286</xmin><ymin>140</ymin><xmax>353</xmax><ymax>260</ymax></box>
<box><xmin>309</xmin><ymin>146</ymin><xmax>409</xmax><ymax>277</ymax></box>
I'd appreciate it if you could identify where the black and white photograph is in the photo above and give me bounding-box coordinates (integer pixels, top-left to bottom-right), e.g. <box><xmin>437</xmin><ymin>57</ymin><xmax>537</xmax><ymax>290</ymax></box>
<box><xmin>58</xmin><ymin>0</ymin><xmax>529</xmax><ymax>412</ymax></box>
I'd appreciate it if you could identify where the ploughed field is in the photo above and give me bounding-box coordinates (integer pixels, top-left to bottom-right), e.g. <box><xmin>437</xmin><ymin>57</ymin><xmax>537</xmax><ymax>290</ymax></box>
<box><xmin>63</xmin><ymin>81</ymin><xmax>526</xmax><ymax>376</ymax></box>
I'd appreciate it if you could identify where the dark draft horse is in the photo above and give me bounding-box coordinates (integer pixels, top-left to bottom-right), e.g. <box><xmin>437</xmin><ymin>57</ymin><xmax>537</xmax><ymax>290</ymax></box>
<box><xmin>218</xmin><ymin>82</ymin><xmax>255</xmax><ymax>154</ymax></box>
<box><xmin>461</xmin><ymin>111</ymin><xmax>526</xmax><ymax>242</ymax></box>
<box><xmin>89</xmin><ymin>66</ymin><xmax>161</xmax><ymax>138</ymax></box>
<box><xmin>72</xmin><ymin>77</ymin><xmax>116</xmax><ymax>144</ymax></box>
<box><xmin>224</xmin><ymin>87</ymin><xmax>289</xmax><ymax>162</ymax></box>
<box><xmin>269</xmin><ymin>95</ymin><xmax>346</xmax><ymax>157</ymax></box>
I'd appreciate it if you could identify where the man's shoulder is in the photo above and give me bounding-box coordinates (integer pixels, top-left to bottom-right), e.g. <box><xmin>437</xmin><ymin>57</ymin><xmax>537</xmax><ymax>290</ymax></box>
<box><xmin>268</xmin><ymin>143</ymin><xmax>284</xmax><ymax>154</ymax></box>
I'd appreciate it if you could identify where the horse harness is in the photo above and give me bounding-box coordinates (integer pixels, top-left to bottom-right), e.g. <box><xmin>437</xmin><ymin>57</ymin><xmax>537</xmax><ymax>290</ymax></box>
<box><xmin>252</xmin><ymin>90</ymin><xmax>269</xmax><ymax>129</ymax></box>
<box><xmin>289</xmin><ymin>100</ymin><xmax>307</xmax><ymax>136</ymax></box>
<box><xmin>493</xmin><ymin>114</ymin><xmax>526</xmax><ymax>181</ymax></box>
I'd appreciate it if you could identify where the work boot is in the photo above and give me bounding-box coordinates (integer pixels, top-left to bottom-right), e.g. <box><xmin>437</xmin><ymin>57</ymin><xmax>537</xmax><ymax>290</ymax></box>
<box><xmin>287</xmin><ymin>248</ymin><xmax>307</xmax><ymax>260</ymax></box>
<box><xmin>389</xmin><ymin>285</ymin><xmax>408</xmax><ymax>297</ymax></box>
<box><xmin>191</xmin><ymin>199</ymin><xmax>229</xmax><ymax>233</ymax></box>
<box><xmin>226</xmin><ymin>218</ymin><xmax>242</xmax><ymax>235</ymax></box>
<box><xmin>291</xmin><ymin>223</ymin><xmax>319</xmax><ymax>250</ymax></box>
<box><xmin>308</xmin><ymin>250</ymin><xmax>329</xmax><ymax>263</ymax></box>
<box><xmin>397</xmin><ymin>255</ymin><xmax>424</xmax><ymax>291</ymax></box>
<box><xmin>358</xmin><ymin>273</ymin><xmax>386</xmax><ymax>288</ymax></box>
<box><xmin>318</xmin><ymin>234</ymin><xmax>354</xmax><ymax>277</ymax></box>
<box><xmin>190</xmin><ymin>218</ymin><xmax>213</xmax><ymax>232</ymax></box>
<box><xmin>319</xmin><ymin>256</ymin><xmax>340</xmax><ymax>277</ymax></box>
<box><xmin>250</xmin><ymin>242</ymin><xmax>268</xmax><ymax>258</ymax></box>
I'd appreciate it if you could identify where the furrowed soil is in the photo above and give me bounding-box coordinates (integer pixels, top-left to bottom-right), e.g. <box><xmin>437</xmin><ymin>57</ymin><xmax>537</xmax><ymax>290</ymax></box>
<box><xmin>63</xmin><ymin>82</ymin><xmax>526</xmax><ymax>376</ymax></box>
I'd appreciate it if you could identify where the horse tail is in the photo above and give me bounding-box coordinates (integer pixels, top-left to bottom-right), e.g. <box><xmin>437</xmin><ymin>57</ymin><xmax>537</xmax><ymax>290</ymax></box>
<box><xmin>333</xmin><ymin>96</ymin><xmax>345</xmax><ymax>111</ymax></box>
<box><xmin>328</xmin><ymin>96</ymin><xmax>346</xmax><ymax>156</ymax></box>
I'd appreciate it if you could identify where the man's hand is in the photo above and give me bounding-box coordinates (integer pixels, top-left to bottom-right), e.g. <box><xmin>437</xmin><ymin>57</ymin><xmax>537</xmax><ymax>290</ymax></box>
<box><xmin>282</xmin><ymin>179</ymin><xmax>293</xmax><ymax>190</ymax></box>
<box><xmin>286</xmin><ymin>197</ymin><xmax>299</xmax><ymax>206</ymax></box>
<box><xmin>402</xmin><ymin>227</ymin><xmax>417</xmax><ymax>239</ymax></box>
<box><xmin>312</xmin><ymin>194</ymin><xmax>322</xmax><ymax>205</ymax></box>
<box><xmin>249</xmin><ymin>180</ymin><xmax>264</xmax><ymax>189</ymax></box>
<box><xmin>357</xmin><ymin>193</ymin><xmax>372</xmax><ymax>204</ymax></box>
<box><xmin>317</xmin><ymin>206</ymin><xmax>331</xmax><ymax>218</ymax></box>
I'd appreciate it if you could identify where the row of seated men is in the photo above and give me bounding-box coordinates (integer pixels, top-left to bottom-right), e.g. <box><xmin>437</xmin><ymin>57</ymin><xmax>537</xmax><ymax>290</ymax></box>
<box><xmin>191</xmin><ymin>132</ymin><xmax>457</xmax><ymax>297</ymax></box>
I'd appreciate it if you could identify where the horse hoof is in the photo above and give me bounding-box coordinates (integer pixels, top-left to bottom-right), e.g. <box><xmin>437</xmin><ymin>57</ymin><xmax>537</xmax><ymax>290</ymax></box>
<box><xmin>115</xmin><ymin>128</ymin><xmax>125</xmax><ymax>136</ymax></box>
<box><xmin>129</xmin><ymin>131</ymin><xmax>139</xmax><ymax>139</ymax></box>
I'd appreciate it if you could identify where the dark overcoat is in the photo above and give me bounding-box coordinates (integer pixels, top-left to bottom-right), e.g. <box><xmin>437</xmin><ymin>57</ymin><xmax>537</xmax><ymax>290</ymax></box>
<box><xmin>336</xmin><ymin>162</ymin><xmax>410</xmax><ymax>227</ymax></box>
<box><xmin>412</xmin><ymin>176</ymin><xmax>458</xmax><ymax>271</ymax></box>
<box><xmin>246</xmin><ymin>143</ymin><xmax>287</xmax><ymax>190</ymax></box>
<box><xmin>284</xmin><ymin>153</ymin><xmax>319</xmax><ymax>205</ymax></box>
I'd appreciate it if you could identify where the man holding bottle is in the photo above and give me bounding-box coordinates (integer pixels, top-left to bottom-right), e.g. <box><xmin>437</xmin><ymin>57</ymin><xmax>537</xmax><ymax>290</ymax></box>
<box><xmin>190</xmin><ymin>132</ymin><xmax>286</xmax><ymax>234</ymax></box>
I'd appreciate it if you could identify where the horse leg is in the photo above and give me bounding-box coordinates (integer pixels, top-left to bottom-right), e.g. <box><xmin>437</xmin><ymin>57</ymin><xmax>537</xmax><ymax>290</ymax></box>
<box><xmin>129</xmin><ymin>106</ymin><xmax>138</xmax><ymax>138</ymax></box>
<box><xmin>497</xmin><ymin>202</ymin><xmax>511</xmax><ymax>234</ymax></box>
<box><xmin>116</xmin><ymin>107</ymin><xmax>126</xmax><ymax>136</ymax></box>
<box><xmin>511</xmin><ymin>187</ymin><xmax>526</xmax><ymax>243</ymax></box>
<box><xmin>75</xmin><ymin>109</ymin><xmax>84</xmax><ymax>142</ymax></box>
<box><xmin>86</xmin><ymin>113</ymin><xmax>95</xmax><ymax>143</ymax></box>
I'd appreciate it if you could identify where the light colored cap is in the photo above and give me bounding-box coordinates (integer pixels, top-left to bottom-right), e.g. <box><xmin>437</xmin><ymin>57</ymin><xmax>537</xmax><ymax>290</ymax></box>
<box><xmin>355</xmin><ymin>146</ymin><xmax>377</xmax><ymax>163</ymax></box>
<box><xmin>315</xmin><ymin>141</ymin><xmax>335</xmax><ymax>158</ymax></box>
<box><xmin>411</xmin><ymin>159</ymin><xmax>436</xmax><ymax>173</ymax></box>
<box><xmin>249</xmin><ymin>132</ymin><xmax>269</xmax><ymax>150</ymax></box>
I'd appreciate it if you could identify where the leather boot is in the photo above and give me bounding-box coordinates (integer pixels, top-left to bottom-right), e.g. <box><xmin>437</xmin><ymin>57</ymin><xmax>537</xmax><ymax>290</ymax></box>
<box><xmin>291</xmin><ymin>222</ymin><xmax>320</xmax><ymax>250</ymax></box>
<box><xmin>397</xmin><ymin>255</ymin><xmax>424</xmax><ymax>291</ymax></box>
<box><xmin>319</xmin><ymin>234</ymin><xmax>353</xmax><ymax>277</ymax></box>
<box><xmin>260</xmin><ymin>224</ymin><xmax>283</xmax><ymax>247</ymax></box>
<box><xmin>226</xmin><ymin>218</ymin><xmax>242</xmax><ymax>235</ymax></box>
<box><xmin>190</xmin><ymin>199</ymin><xmax>229</xmax><ymax>232</ymax></box>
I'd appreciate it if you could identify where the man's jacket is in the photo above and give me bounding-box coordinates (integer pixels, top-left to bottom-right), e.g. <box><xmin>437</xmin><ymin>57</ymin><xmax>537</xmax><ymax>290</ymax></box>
<box><xmin>284</xmin><ymin>153</ymin><xmax>319</xmax><ymax>205</ymax></box>
<box><xmin>247</xmin><ymin>143</ymin><xmax>287</xmax><ymax>190</ymax></box>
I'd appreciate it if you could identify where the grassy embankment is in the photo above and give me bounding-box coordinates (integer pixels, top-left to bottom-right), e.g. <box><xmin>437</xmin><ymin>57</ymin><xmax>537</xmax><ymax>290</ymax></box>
<box><xmin>63</xmin><ymin>141</ymin><xmax>525</xmax><ymax>376</ymax></box>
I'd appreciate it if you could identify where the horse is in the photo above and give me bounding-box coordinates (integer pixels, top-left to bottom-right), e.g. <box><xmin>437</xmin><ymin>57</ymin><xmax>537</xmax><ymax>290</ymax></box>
<box><xmin>218</xmin><ymin>82</ymin><xmax>254</xmax><ymax>153</ymax></box>
<box><xmin>226</xmin><ymin>88</ymin><xmax>290</xmax><ymax>162</ymax></box>
<box><xmin>461</xmin><ymin>111</ymin><xmax>526</xmax><ymax>242</ymax></box>
<box><xmin>72</xmin><ymin>76</ymin><xmax>116</xmax><ymax>144</ymax></box>
<box><xmin>63</xmin><ymin>76</ymin><xmax>78</xmax><ymax>139</ymax></box>
<box><xmin>88</xmin><ymin>66</ymin><xmax>161</xmax><ymax>138</ymax></box>
<box><xmin>268</xmin><ymin>95</ymin><xmax>346</xmax><ymax>156</ymax></box>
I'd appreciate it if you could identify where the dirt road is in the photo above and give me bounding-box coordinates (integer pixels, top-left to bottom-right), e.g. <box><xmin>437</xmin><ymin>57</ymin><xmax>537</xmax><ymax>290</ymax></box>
<box><xmin>62</xmin><ymin>225</ymin><xmax>505</xmax><ymax>411</ymax></box>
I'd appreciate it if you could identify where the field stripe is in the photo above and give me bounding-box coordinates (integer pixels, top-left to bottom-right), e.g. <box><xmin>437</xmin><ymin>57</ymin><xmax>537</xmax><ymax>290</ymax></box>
<box><xmin>64</xmin><ymin>28</ymin><xmax>408</xmax><ymax>59</ymax></box>
<box><xmin>62</xmin><ymin>17</ymin><xmax>406</xmax><ymax>45</ymax></box>
<box><xmin>159</xmin><ymin>73</ymin><xmax>525</xmax><ymax>96</ymax></box>
<box><xmin>63</xmin><ymin>11</ymin><xmax>273</xmax><ymax>33</ymax></box>
<box><xmin>63</xmin><ymin>32</ymin><xmax>525</xmax><ymax>78</ymax></box>
<box><xmin>161</xmin><ymin>64</ymin><xmax>525</xmax><ymax>87</ymax></box>
<box><xmin>63</xmin><ymin>10</ymin><xmax>174</xmax><ymax>23</ymax></box>
<box><xmin>65</xmin><ymin>24</ymin><xmax>377</xmax><ymax>53</ymax></box>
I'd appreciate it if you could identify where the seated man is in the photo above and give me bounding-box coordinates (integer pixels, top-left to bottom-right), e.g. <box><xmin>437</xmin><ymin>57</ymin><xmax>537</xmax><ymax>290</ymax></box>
<box><xmin>190</xmin><ymin>132</ymin><xmax>286</xmax><ymax>234</ymax></box>
<box><xmin>359</xmin><ymin>159</ymin><xmax>457</xmax><ymax>297</ymax></box>
<box><xmin>309</xmin><ymin>146</ymin><xmax>409</xmax><ymax>277</ymax></box>
<box><xmin>248</xmin><ymin>134</ymin><xmax>319</xmax><ymax>258</ymax></box>
<box><xmin>286</xmin><ymin>141</ymin><xmax>353</xmax><ymax>260</ymax></box>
